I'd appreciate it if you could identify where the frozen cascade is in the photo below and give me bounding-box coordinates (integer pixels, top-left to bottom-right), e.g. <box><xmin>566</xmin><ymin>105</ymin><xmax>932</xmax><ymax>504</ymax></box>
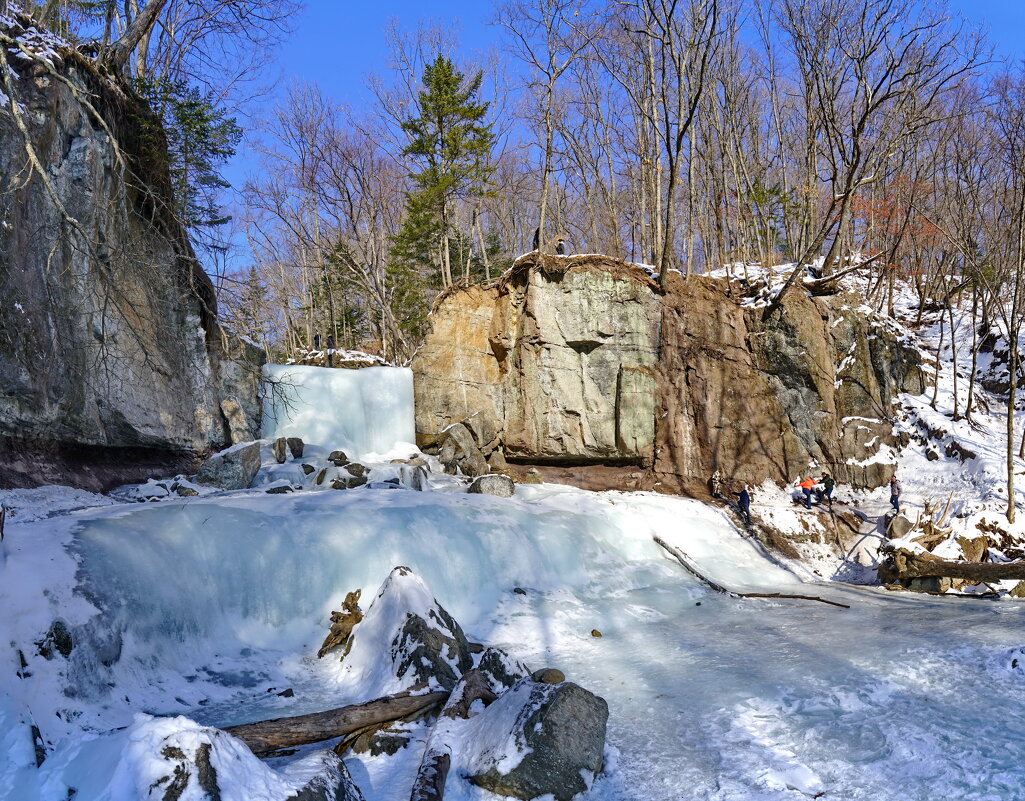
<box><xmin>6</xmin><ymin>486</ymin><xmax>1025</xmax><ymax>800</ymax></box>
<box><xmin>261</xmin><ymin>363</ymin><xmax>415</xmax><ymax>458</ymax></box>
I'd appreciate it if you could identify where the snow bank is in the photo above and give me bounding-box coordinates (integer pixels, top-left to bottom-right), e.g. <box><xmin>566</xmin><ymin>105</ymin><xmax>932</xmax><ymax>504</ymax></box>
<box><xmin>261</xmin><ymin>364</ymin><xmax>415</xmax><ymax>459</ymax></box>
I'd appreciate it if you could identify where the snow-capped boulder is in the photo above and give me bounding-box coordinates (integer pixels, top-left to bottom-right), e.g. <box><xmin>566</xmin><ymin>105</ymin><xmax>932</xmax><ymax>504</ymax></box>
<box><xmin>338</xmin><ymin>567</ymin><xmax>473</xmax><ymax>694</ymax></box>
<box><xmin>468</xmin><ymin>474</ymin><xmax>516</xmax><ymax>498</ymax></box>
<box><xmin>463</xmin><ymin>678</ymin><xmax>609</xmax><ymax>801</ymax></box>
<box><xmin>125</xmin><ymin>715</ymin><xmax>364</xmax><ymax>801</ymax></box>
<box><xmin>287</xmin><ymin>437</ymin><xmax>305</xmax><ymax>458</ymax></box>
<box><xmin>193</xmin><ymin>442</ymin><xmax>261</xmax><ymax>490</ymax></box>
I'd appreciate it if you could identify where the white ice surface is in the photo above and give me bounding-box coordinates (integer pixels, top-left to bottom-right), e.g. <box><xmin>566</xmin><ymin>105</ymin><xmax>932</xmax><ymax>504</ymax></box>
<box><xmin>6</xmin><ymin>485</ymin><xmax>1025</xmax><ymax>800</ymax></box>
<box><xmin>261</xmin><ymin>364</ymin><xmax>415</xmax><ymax>459</ymax></box>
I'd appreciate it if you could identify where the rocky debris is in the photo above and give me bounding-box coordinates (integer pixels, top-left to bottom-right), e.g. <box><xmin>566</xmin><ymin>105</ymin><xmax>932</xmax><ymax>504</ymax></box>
<box><xmin>332</xmin><ymin>476</ymin><xmax>368</xmax><ymax>490</ymax></box>
<box><xmin>478</xmin><ymin>647</ymin><xmax>531</xmax><ymax>692</ymax></box>
<box><xmin>220</xmin><ymin>399</ymin><xmax>256</xmax><ymax>445</ymax></box>
<box><xmin>318</xmin><ymin>590</ymin><xmax>363</xmax><ymax>659</ymax></box>
<box><xmin>328</xmin><ymin>450</ymin><xmax>350</xmax><ymax>467</ymax></box>
<box><xmin>413</xmin><ymin>253</ymin><xmax>925</xmax><ymax>491</ymax></box>
<box><xmin>465</xmin><ymin>679</ymin><xmax>609</xmax><ymax>801</ymax></box>
<box><xmin>344</xmin><ymin>463</ymin><xmax>369</xmax><ymax>478</ymax></box>
<box><xmin>273</xmin><ymin>437</ymin><xmax>288</xmax><ymax>464</ymax></box>
<box><xmin>176</xmin><ymin>486</ymin><xmax>199</xmax><ymax>497</ymax></box>
<box><xmin>467</xmin><ymin>474</ymin><xmax>515</xmax><ymax>498</ymax></box>
<box><xmin>432</xmin><ymin>422</ymin><xmax>489</xmax><ymax>477</ymax></box>
<box><xmin>133</xmin><ymin>717</ymin><xmax>364</xmax><ymax>801</ymax></box>
<box><xmin>287</xmin><ymin>438</ymin><xmax>305</xmax><ymax>459</ymax></box>
<box><xmin>194</xmin><ymin>442</ymin><xmax>261</xmax><ymax>490</ymax></box>
<box><xmin>36</xmin><ymin>620</ymin><xmax>73</xmax><ymax>660</ymax></box>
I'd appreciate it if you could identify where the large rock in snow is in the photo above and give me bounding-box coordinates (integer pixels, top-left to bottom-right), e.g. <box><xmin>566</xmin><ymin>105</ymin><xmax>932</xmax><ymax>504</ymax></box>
<box><xmin>412</xmin><ymin>253</ymin><xmax>925</xmax><ymax>490</ymax></box>
<box><xmin>193</xmin><ymin>442</ymin><xmax>261</xmax><ymax>490</ymax></box>
<box><xmin>464</xmin><ymin>678</ymin><xmax>609</xmax><ymax>801</ymax></box>
<box><xmin>126</xmin><ymin>715</ymin><xmax>364</xmax><ymax>801</ymax></box>
<box><xmin>468</xmin><ymin>474</ymin><xmax>516</xmax><ymax>498</ymax></box>
<box><xmin>339</xmin><ymin>566</ymin><xmax>473</xmax><ymax>693</ymax></box>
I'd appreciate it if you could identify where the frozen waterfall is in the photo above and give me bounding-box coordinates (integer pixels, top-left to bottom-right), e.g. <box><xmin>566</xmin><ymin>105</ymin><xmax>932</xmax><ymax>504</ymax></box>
<box><xmin>261</xmin><ymin>363</ymin><xmax>415</xmax><ymax>458</ymax></box>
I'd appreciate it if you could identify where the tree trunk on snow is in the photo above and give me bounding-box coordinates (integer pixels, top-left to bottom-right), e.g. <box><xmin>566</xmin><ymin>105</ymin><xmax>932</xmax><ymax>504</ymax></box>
<box><xmin>882</xmin><ymin>548</ymin><xmax>1025</xmax><ymax>581</ymax></box>
<box><xmin>223</xmin><ymin>690</ymin><xmax>449</xmax><ymax>755</ymax></box>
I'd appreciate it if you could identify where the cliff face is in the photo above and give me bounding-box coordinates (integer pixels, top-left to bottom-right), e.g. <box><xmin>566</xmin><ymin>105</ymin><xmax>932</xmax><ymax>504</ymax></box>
<box><xmin>0</xmin><ymin>26</ymin><xmax>263</xmax><ymax>489</ymax></box>
<box><xmin>413</xmin><ymin>254</ymin><xmax>926</xmax><ymax>491</ymax></box>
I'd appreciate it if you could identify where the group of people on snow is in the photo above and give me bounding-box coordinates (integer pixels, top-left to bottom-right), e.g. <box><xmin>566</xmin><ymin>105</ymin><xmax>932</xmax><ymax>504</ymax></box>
<box><xmin>795</xmin><ymin>473</ymin><xmax>836</xmax><ymax>509</ymax></box>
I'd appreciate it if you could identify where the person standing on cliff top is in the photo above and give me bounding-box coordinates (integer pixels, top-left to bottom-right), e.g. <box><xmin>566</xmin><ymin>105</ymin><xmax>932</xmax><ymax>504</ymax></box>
<box><xmin>532</xmin><ymin>227</ymin><xmax>540</xmax><ymax>251</ymax></box>
<box><xmin>556</xmin><ymin>238</ymin><xmax>566</xmax><ymax>255</ymax></box>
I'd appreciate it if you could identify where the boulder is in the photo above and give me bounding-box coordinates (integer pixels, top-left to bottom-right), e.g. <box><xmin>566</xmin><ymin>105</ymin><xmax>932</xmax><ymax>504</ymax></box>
<box><xmin>345</xmin><ymin>462</ymin><xmax>369</xmax><ymax>478</ymax></box>
<box><xmin>468</xmin><ymin>474</ymin><xmax>516</xmax><ymax>498</ymax></box>
<box><xmin>532</xmin><ymin>668</ymin><xmax>566</xmax><ymax>685</ymax></box>
<box><xmin>194</xmin><ymin>442</ymin><xmax>261</xmax><ymax>490</ymax></box>
<box><xmin>220</xmin><ymin>398</ymin><xmax>256</xmax><ymax>445</ymax></box>
<box><xmin>287</xmin><ymin>437</ymin><xmax>305</xmax><ymax>459</ymax></box>
<box><xmin>273</xmin><ymin>437</ymin><xmax>288</xmax><ymax>464</ymax></box>
<box><xmin>127</xmin><ymin>716</ymin><xmax>364</xmax><ymax>801</ymax></box>
<box><xmin>436</xmin><ymin>422</ymin><xmax>490</xmax><ymax>477</ymax></box>
<box><xmin>465</xmin><ymin>679</ymin><xmax>608</xmax><ymax>801</ymax></box>
<box><xmin>328</xmin><ymin>450</ymin><xmax>350</xmax><ymax>466</ymax></box>
<box><xmin>339</xmin><ymin>567</ymin><xmax>473</xmax><ymax>694</ymax></box>
<box><xmin>885</xmin><ymin>512</ymin><xmax>914</xmax><ymax>539</ymax></box>
<box><xmin>301</xmin><ymin>464</ymin><xmax>316</xmax><ymax>475</ymax></box>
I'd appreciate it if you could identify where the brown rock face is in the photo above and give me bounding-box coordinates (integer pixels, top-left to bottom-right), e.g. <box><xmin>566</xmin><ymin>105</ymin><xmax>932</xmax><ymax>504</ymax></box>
<box><xmin>412</xmin><ymin>254</ymin><xmax>924</xmax><ymax>490</ymax></box>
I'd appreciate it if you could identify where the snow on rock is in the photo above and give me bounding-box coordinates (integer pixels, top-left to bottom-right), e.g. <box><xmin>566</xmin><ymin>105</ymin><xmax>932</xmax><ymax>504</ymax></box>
<box><xmin>194</xmin><ymin>441</ymin><xmax>262</xmax><ymax>490</ymax></box>
<box><xmin>331</xmin><ymin>566</ymin><xmax>473</xmax><ymax>695</ymax></box>
<box><xmin>60</xmin><ymin>714</ymin><xmax>365</xmax><ymax>801</ymax></box>
<box><xmin>262</xmin><ymin>364</ymin><xmax>415</xmax><ymax>460</ymax></box>
<box><xmin>458</xmin><ymin>678</ymin><xmax>608</xmax><ymax>801</ymax></box>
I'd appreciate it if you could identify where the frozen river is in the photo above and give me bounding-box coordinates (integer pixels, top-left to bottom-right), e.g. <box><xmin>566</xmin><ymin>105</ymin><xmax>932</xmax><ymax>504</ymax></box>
<box><xmin>4</xmin><ymin>484</ymin><xmax>1025</xmax><ymax>800</ymax></box>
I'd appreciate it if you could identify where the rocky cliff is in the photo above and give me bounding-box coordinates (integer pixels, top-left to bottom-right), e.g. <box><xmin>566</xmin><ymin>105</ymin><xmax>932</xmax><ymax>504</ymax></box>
<box><xmin>413</xmin><ymin>253</ymin><xmax>926</xmax><ymax>492</ymax></box>
<box><xmin>0</xmin><ymin>17</ymin><xmax>263</xmax><ymax>489</ymax></box>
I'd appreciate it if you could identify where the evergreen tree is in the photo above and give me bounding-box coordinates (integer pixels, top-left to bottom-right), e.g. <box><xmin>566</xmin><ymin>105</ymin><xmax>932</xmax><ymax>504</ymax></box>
<box><xmin>392</xmin><ymin>55</ymin><xmax>495</xmax><ymax>289</ymax></box>
<box><xmin>134</xmin><ymin>77</ymin><xmax>243</xmax><ymax>234</ymax></box>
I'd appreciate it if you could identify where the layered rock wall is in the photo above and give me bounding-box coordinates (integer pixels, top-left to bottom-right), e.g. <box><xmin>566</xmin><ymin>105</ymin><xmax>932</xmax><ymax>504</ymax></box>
<box><xmin>0</xmin><ymin>25</ymin><xmax>263</xmax><ymax>489</ymax></box>
<box><xmin>413</xmin><ymin>254</ymin><xmax>925</xmax><ymax>491</ymax></box>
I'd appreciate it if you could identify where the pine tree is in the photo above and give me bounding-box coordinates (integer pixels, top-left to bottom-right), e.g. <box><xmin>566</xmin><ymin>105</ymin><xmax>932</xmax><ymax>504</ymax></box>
<box><xmin>392</xmin><ymin>55</ymin><xmax>494</xmax><ymax>289</ymax></box>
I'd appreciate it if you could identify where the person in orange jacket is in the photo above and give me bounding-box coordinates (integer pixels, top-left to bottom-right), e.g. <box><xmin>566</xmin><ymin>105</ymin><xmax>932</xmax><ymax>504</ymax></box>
<box><xmin>797</xmin><ymin>477</ymin><xmax>816</xmax><ymax>509</ymax></box>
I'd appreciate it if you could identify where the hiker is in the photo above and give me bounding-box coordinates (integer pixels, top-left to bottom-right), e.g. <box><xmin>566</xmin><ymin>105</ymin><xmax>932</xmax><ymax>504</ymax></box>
<box><xmin>709</xmin><ymin>469</ymin><xmax>725</xmax><ymax>499</ymax></box>
<box><xmin>556</xmin><ymin>237</ymin><xmax>567</xmax><ymax>255</ymax></box>
<box><xmin>889</xmin><ymin>475</ymin><xmax>901</xmax><ymax>513</ymax></box>
<box><xmin>797</xmin><ymin>477</ymin><xmax>816</xmax><ymax>509</ymax></box>
<box><xmin>819</xmin><ymin>472</ymin><xmax>835</xmax><ymax>506</ymax></box>
<box><xmin>736</xmin><ymin>486</ymin><xmax>752</xmax><ymax>525</ymax></box>
<box><xmin>326</xmin><ymin>335</ymin><xmax>335</xmax><ymax>368</ymax></box>
<box><xmin>532</xmin><ymin>227</ymin><xmax>540</xmax><ymax>251</ymax></box>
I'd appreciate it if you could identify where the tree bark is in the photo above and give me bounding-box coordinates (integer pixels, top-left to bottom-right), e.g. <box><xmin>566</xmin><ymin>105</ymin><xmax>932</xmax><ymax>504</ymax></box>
<box><xmin>223</xmin><ymin>690</ymin><xmax>449</xmax><ymax>756</ymax></box>
<box><xmin>882</xmin><ymin>548</ymin><xmax>1025</xmax><ymax>581</ymax></box>
<box><xmin>102</xmin><ymin>0</ymin><xmax>169</xmax><ymax>71</ymax></box>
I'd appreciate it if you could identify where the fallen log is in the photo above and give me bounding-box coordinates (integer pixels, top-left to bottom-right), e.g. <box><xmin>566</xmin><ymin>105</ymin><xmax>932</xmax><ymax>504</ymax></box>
<box><xmin>653</xmin><ymin>536</ymin><xmax>850</xmax><ymax>609</ymax></box>
<box><xmin>410</xmin><ymin>669</ymin><xmax>498</xmax><ymax>801</ymax></box>
<box><xmin>223</xmin><ymin>689</ymin><xmax>449</xmax><ymax>756</ymax></box>
<box><xmin>881</xmin><ymin>547</ymin><xmax>1025</xmax><ymax>582</ymax></box>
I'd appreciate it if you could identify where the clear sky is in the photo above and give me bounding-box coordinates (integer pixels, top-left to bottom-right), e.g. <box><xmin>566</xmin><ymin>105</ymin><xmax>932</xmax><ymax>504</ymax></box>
<box><xmin>224</xmin><ymin>0</ymin><xmax>1025</xmax><ymax>195</ymax></box>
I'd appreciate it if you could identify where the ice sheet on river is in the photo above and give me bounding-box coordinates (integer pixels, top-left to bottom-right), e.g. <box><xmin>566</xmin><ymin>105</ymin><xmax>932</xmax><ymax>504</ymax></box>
<box><xmin>4</xmin><ymin>485</ymin><xmax>1025</xmax><ymax>800</ymax></box>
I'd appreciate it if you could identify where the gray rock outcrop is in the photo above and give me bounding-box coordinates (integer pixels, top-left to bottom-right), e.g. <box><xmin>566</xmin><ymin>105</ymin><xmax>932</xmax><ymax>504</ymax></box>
<box><xmin>413</xmin><ymin>253</ymin><xmax>925</xmax><ymax>490</ymax></box>
<box><xmin>466</xmin><ymin>679</ymin><xmax>609</xmax><ymax>801</ymax></box>
<box><xmin>467</xmin><ymin>474</ymin><xmax>516</xmax><ymax>498</ymax></box>
<box><xmin>194</xmin><ymin>442</ymin><xmax>261</xmax><ymax>490</ymax></box>
<box><xmin>0</xmin><ymin>17</ymin><xmax>264</xmax><ymax>490</ymax></box>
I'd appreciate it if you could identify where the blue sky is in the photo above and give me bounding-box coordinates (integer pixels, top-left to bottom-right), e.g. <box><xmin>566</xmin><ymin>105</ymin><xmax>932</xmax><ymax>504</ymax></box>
<box><xmin>224</xmin><ymin>0</ymin><xmax>1025</xmax><ymax>193</ymax></box>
